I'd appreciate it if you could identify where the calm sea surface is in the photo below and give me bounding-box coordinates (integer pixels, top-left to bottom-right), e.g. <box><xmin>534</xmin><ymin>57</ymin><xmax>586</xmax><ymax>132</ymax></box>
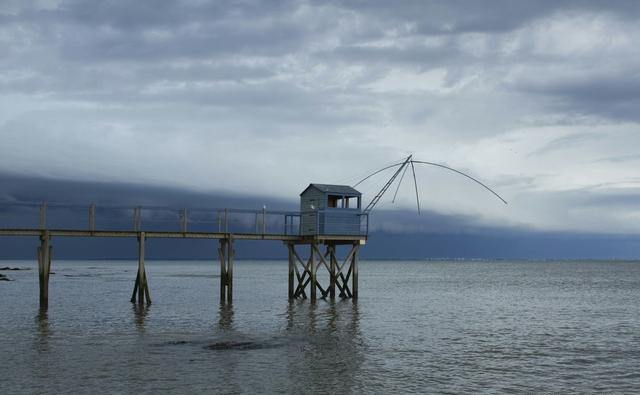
<box><xmin>1</xmin><ymin>259</ymin><xmax>639</xmax><ymax>394</ymax></box>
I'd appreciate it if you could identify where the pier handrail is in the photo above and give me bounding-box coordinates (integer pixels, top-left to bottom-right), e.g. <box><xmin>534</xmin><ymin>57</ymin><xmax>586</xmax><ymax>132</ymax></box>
<box><xmin>0</xmin><ymin>201</ymin><xmax>369</xmax><ymax>236</ymax></box>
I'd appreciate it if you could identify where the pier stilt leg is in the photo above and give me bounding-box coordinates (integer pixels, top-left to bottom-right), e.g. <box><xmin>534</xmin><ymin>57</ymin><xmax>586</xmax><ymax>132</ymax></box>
<box><xmin>131</xmin><ymin>232</ymin><xmax>151</xmax><ymax>304</ymax></box>
<box><xmin>219</xmin><ymin>239</ymin><xmax>227</xmax><ymax>302</ymax></box>
<box><xmin>288</xmin><ymin>244</ymin><xmax>308</xmax><ymax>299</ymax></box>
<box><xmin>227</xmin><ymin>237</ymin><xmax>234</xmax><ymax>302</ymax></box>
<box><xmin>219</xmin><ymin>237</ymin><xmax>234</xmax><ymax>303</ymax></box>
<box><xmin>352</xmin><ymin>242</ymin><xmax>359</xmax><ymax>299</ymax></box>
<box><xmin>131</xmin><ymin>271</ymin><xmax>139</xmax><ymax>303</ymax></box>
<box><xmin>329</xmin><ymin>244</ymin><xmax>336</xmax><ymax>300</ymax></box>
<box><xmin>310</xmin><ymin>244</ymin><xmax>316</xmax><ymax>301</ymax></box>
<box><xmin>37</xmin><ymin>231</ymin><xmax>52</xmax><ymax>309</ymax></box>
<box><xmin>288</xmin><ymin>243</ymin><xmax>294</xmax><ymax>299</ymax></box>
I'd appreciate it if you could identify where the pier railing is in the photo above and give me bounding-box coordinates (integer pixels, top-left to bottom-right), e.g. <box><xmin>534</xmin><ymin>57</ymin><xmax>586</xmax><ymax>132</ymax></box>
<box><xmin>0</xmin><ymin>202</ymin><xmax>369</xmax><ymax>236</ymax></box>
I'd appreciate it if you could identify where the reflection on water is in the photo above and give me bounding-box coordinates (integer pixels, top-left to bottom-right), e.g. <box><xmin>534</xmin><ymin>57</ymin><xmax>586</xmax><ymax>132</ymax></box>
<box><xmin>35</xmin><ymin>308</ymin><xmax>51</xmax><ymax>352</ymax></box>
<box><xmin>131</xmin><ymin>303</ymin><xmax>150</xmax><ymax>330</ymax></box>
<box><xmin>282</xmin><ymin>300</ymin><xmax>364</xmax><ymax>393</ymax></box>
<box><xmin>218</xmin><ymin>302</ymin><xmax>234</xmax><ymax>330</ymax></box>
<box><xmin>284</xmin><ymin>299</ymin><xmax>360</xmax><ymax>335</ymax></box>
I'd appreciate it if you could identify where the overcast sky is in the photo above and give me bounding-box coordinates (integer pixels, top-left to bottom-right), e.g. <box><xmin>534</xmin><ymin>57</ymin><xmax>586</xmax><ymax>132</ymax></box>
<box><xmin>1</xmin><ymin>0</ymin><xmax>640</xmax><ymax>235</ymax></box>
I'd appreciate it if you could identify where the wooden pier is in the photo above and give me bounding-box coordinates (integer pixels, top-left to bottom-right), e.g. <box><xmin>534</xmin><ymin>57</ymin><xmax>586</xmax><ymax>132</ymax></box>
<box><xmin>0</xmin><ymin>200</ymin><xmax>367</xmax><ymax>308</ymax></box>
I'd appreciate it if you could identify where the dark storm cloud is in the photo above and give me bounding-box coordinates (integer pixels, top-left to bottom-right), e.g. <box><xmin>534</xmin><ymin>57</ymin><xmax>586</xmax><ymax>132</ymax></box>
<box><xmin>335</xmin><ymin>0</ymin><xmax>640</xmax><ymax>34</ymax></box>
<box><xmin>2</xmin><ymin>172</ymin><xmax>639</xmax><ymax>259</ymax></box>
<box><xmin>515</xmin><ymin>74</ymin><xmax>640</xmax><ymax>122</ymax></box>
<box><xmin>0</xmin><ymin>171</ymin><xmax>294</xmax><ymax>209</ymax></box>
<box><xmin>3</xmin><ymin>0</ymin><xmax>639</xmax><ymax>121</ymax></box>
<box><xmin>3</xmin><ymin>0</ymin><xmax>308</xmax><ymax>63</ymax></box>
<box><xmin>565</xmin><ymin>186</ymin><xmax>640</xmax><ymax>209</ymax></box>
<box><xmin>334</xmin><ymin>0</ymin><xmax>550</xmax><ymax>34</ymax></box>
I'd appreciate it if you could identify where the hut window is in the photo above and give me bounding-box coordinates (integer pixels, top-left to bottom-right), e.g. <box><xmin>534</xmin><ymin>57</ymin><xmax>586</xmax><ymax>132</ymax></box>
<box><xmin>345</xmin><ymin>196</ymin><xmax>358</xmax><ymax>208</ymax></box>
<box><xmin>328</xmin><ymin>195</ymin><xmax>343</xmax><ymax>208</ymax></box>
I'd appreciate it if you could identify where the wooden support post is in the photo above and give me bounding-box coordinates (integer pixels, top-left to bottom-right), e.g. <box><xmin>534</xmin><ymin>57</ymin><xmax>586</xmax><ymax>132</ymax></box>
<box><xmin>288</xmin><ymin>243</ymin><xmax>295</xmax><ymax>299</ymax></box>
<box><xmin>131</xmin><ymin>271</ymin><xmax>139</xmax><ymax>303</ymax></box>
<box><xmin>291</xmin><ymin>246</ymin><xmax>309</xmax><ymax>299</ymax></box>
<box><xmin>131</xmin><ymin>232</ymin><xmax>151</xmax><ymax>304</ymax></box>
<box><xmin>218</xmin><ymin>236</ymin><xmax>234</xmax><ymax>303</ymax></box>
<box><xmin>227</xmin><ymin>236</ymin><xmax>234</xmax><ymax>302</ymax></box>
<box><xmin>219</xmin><ymin>239</ymin><xmax>227</xmax><ymax>302</ymax></box>
<box><xmin>310</xmin><ymin>244</ymin><xmax>316</xmax><ymax>301</ymax></box>
<box><xmin>37</xmin><ymin>231</ymin><xmax>51</xmax><ymax>308</ymax></box>
<box><xmin>138</xmin><ymin>233</ymin><xmax>144</xmax><ymax>303</ymax></box>
<box><xmin>352</xmin><ymin>242</ymin><xmax>359</xmax><ymax>299</ymax></box>
<box><xmin>329</xmin><ymin>244</ymin><xmax>336</xmax><ymax>300</ymax></box>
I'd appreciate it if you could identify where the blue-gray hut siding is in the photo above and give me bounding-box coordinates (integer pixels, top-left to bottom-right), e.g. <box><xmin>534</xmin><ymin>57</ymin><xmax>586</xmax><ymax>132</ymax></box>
<box><xmin>300</xmin><ymin>184</ymin><xmax>362</xmax><ymax>236</ymax></box>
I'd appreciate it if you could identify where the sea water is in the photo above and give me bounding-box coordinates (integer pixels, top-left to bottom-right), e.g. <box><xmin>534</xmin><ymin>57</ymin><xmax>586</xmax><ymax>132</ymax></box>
<box><xmin>1</xmin><ymin>259</ymin><xmax>639</xmax><ymax>393</ymax></box>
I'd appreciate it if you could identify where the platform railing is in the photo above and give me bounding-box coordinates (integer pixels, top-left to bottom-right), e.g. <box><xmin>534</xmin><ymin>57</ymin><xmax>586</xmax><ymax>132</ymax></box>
<box><xmin>0</xmin><ymin>202</ymin><xmax>369</xmax><ymax>236</ymax></box>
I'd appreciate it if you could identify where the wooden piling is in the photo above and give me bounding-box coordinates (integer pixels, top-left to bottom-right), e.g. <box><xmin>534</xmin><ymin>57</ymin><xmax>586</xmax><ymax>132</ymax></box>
<box><xmin>329</xmin><ymin>244</ymin><xmax>336</xmax><ymax>299</ymax></box>
<box><xmin>288</xmin><ymin>243</ymin><xmax>294</xmax><ymax>299</ymax></box>
<box><xmin>218</xmin><ymin>239</ymin><xmax>226</xmax><ymax>302</ymax></box>
<box><xmin>138</xmin><ymin>233</ymin><xmax>145</xmax><ymax>303</ymax></box>
<box><xmin>37</xmin><ymin>231</ymin><xmax>51</xmax><ymax>308</ymax></box>
<box><xmin>310</xmin><ymin>244</ymin><xmax>316</xmax><ymax>301</ymax></box>
<box><xmin>218</xmin><ymin>236</ymin><xmax>234</xmax><ymax>303</ymax></box>
<box><xmin>131</xmin><ymin>232</ymin><xmax>151</xmax><ymax>304</ymax></box>
<box><xmin>352</xmin><ymin>242</ymin><xmax>359</xmax><ymax>299</ymax></box>
<box><xmin>227</xmin><ymin>236</ymin><xmax>234</xmax><ymax>302</ymax></box>
<box><xmin>131</xmin><ymin>271</ymin><xmax>139</xmax><ymax>303</ymax></box>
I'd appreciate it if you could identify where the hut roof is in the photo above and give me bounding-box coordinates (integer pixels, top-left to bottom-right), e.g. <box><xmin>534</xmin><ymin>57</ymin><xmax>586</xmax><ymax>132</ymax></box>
<box><xmin>300</xmin><ymin>183</ymin><xmax>361</xmax><ymax>196</ymax></box>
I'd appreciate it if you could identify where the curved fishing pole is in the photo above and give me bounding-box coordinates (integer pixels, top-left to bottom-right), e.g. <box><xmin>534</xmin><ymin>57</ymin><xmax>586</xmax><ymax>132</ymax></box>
<box><xmin>352</xmin><ymin>161</ymin><xmax>405</xmax><ymax>188</ymax></box>
<box><xmin>410</xmin><ymin>160</ymin><xmax>421</xmax><ymax>214</ymax></box>
<box><xmin>411</xmin><ymin>160</ymin><xmax>507</xmax><ymax>205</ymax></box>
<box><xmin>391</xmin><ymin>163</ymin><xmax>410</xmax><ymax>203</ymax></box>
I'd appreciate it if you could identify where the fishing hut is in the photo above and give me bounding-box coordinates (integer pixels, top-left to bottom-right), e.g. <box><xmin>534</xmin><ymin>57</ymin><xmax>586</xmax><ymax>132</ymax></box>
<box><xmin>300</xmin><ymin>184</ymin><xmax>363</xmax><ymax>235</ymax></box>
<box><xmin>287</xmin><ymin>184</ymin><xmax>365</xmax><ymax>301</ymax></box>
